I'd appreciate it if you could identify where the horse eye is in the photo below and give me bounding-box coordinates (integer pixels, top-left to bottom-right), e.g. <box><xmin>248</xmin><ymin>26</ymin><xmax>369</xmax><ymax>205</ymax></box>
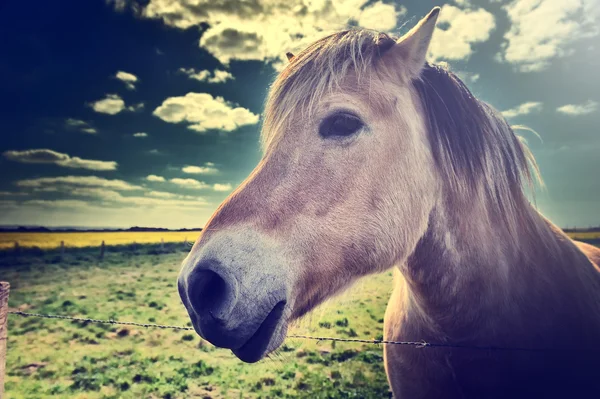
<box><xmin>319</xmin><ymin>113</ymin><xmax>364</xmax><ymax>138</ymax></box>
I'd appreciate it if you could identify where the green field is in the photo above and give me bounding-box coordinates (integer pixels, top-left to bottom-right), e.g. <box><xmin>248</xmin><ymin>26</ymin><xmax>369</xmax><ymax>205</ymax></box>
<box><xmin>3</xmin><ymin>231</ymin><xmax>599</xmax><ymax>398</ymax></box>
<box><xmin>2</xmin><ymin>247</ymin><xmax>393</xmax><ymax>398</ymax></box>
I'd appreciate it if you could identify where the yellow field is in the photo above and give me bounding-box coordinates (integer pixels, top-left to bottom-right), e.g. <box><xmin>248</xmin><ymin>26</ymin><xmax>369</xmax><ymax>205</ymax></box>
<box><xmin>0</xmin><ymin>230</ymin><xmax>597</xmax><ymax>250</ymax></box>
<box><xmin>0</xmin><ymin>231</ymin><xmax>202</xmax><ymax>249</ymax></box>
<box><xmin>567</xmin><ymin>231</ymin><xmax>600</xmax><ymax>240</ymax></box>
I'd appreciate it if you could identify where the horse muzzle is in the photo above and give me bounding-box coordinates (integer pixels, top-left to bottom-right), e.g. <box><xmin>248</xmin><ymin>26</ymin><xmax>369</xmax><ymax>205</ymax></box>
<box><xmin>177</xmin><ymin>229</ymin><xmax>292</xmax><ymax>362</ymax></box>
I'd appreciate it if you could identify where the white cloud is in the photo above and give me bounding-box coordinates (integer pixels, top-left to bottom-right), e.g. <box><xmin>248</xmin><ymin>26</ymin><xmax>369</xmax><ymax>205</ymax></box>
<box><xmin>0</xmin><ymin>191</ymin><xmax>27</xmax><ymax>196</ymax></box>
<box><xmin>129</xmin><ymin>102</ymin><xmax>145</xmax><ymax>112</ymax></box>
<box><xmin>89</xmin><ymin>94</ymin><xmax>143</xmax><ymax>115</ymax></box>
<box><xmin>146</xmin><ymin>174</ymin><xmax>166</xmax><ymax>182</ymax></box>
<box><xmin>498</xmin><ymin>0</ymin><xmax>600</xmax><ymax>72</ymax></box>
<box><xmin>71</xmin><ymin>187</ymin><xmax>124</xmax><ymax>201</ymax></box>
<box><xmin>90</xmin><ymin>94</ymin><xmax>127</xmax><ymax>115</ymax></box>
<box><xmin>65</xmin><ymin>118</ymin><xmax>97</xmax><ymax>134</ymax></box>
<box><xmin>23</xmin><ymin>199</ymin><xmax>93</xmax><ymax>209</ymax></box>
<box><xmin>3</xmin><ymin>149</ymin><xmax>117</xmax><ymax>171</ymax></box>
<box><xmin>16</xmin><ymin>175</ymin><xmax>143</xmax><ymax>191</ymax></box>
<box><xmin>110</xmin><ymin>0</ymin><xmax>407</xmax><ymax>66</ymax></box>
<box><xmin>213</xmin><ymin>183</ymin><xmax>232</xmax><ymax>192</ymax></box>
<box><xmin>170</xmin><ymin>178</ymin><xmax>209</xmax><ymax>189</ymax></box>
<box><xmin>358</xmin><ymin>2</ymin><xmax>405</xmax><ymax>31</ymax></box>
<box><xmin>147</xmin><ymin>190</ymin><xmax>177</xmax><ymax>198</ymax></box>
<box><xmin>556</xmin><ymin>100</ymin><xmax>598</xmax><ymax>116</ymax></box>
<box><xmin>454</xmin><ymin>69</ymin><xmax>481</xmax><ymax>84</ymax></box>
<box><xmin>501</xmin><ymin>101</ymin><xmax>543</xmax><ymax>118</ymax></box>
<box><xmin>115</xmin><ymin>70</ymin><xmax>138</xmax><ymax>90</ymax></box>
<box><xmin>133</xmin><ymin>132</ymin><xmax>148</xmax><ymax>137</ymax></box>
<box><xmin>428</xmin><ymin>4</ymin><xmax>496</xmax><ymax>62</ymax></box>
<box><xmin>153</xmin><ymin>92</ymin><xmax>259</xmax><ymax>133</ymax></box>
<box><xmin>179</xmin><ymin>68</ymin><xmax>234</xmax><ymax>83</ymax></box>
<box><xmin>182</xmin><ymin>162</ymin><xmax>218</xmax><ymax>174</ymax></box>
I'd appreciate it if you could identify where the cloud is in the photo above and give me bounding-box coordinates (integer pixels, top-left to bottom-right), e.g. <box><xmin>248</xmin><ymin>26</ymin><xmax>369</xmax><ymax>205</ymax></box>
<box><xmin>71</xmin><ymin>187</ymin><xmax>125</xmax><ymax>201</ymax></box>
<box><xmin>89</xmin><ymin>94</ymin><xmax>143</xmax><ymax>115</ymax></box>
<box><xmin>89</xmin><ymin>94</ymin><xmax>127</xmax><ymax>115</ymax></box>
<box><xmin>115</xmin><ymin>70</ymin><xmax>138</xmax><ymax>90</ymax></box>
<box><xmin>0</xmin><ymin>191</ymin><xmax>27</xmax><ymax>196</ymax></box>
<box><xmin>146</xmin><ymin>174</ymin><xmax>166</xmax><ymax>182</ymax></box>
<box><xmin>428</xmin><ymin>4</ymin><xmax>496</xmax><ymax>62</ymax></box>
<box><xmin>170</xmin><ymin>178</ymin><xmax>209</xmax><ymax>189</ymax></box>
<box><xmin>65</xmin><ymin>118</ymin><xmax>97</xmax><ymax>134</ymax></box>
<box><xmin>182</xmin><ymin>162</ymin><xmax>218</xmax><ymax>175</ymax></box>
<box><xmin>66</xmin><ymin>186</ymin><xmax>208</xmax><ymax>207</ymax></box>
<box><xmin>111</xmin><ymin>0</ymin><xmax>407</xmax><ymax>66</ymax></box>
<box><xmin>556</xmin><ymin>100</ymin><xmax>598</xmax><ymax>116</ymax></box>
<box><xmin>16</xmin><ymin>175</ymin><xmax>143</xmax><ymax>191</ymax></box>
<box><xmin>501</xmin><ymin>101</ymin><xmax>543</xmax><ymax>118</ymax></box>
<box><xmin>3</xmin><ymin>149</ymin><xmax>117</xmax><ymax>171</ymax></box>
<box><xmin>153</xmin><ymin>92</ymin><xmax>259</xmax><ymax>133</ymax></box>
<box><xmin>147</xmin><ymin>190</ymin><xmax>178</xmax><ymax>198</ymax></box>
<box><xmin>5</xmin><ymin>194</ymin><xmax>207</xmax><ymax>213</ymax></box>
<box><xmin>498</xmin><ymin>0</ymin><xmax>600</xmax><ymax>72</ymax></box>
<box><xmin>133</xmin><ymin>132</ymin><xmax>148</xmax><ymax>137</ymax></box>
<box><xmin>453</xmin><ymin>68</ymin><xmax>481</xmax><ymax>84</ymax></box>
<box><xmin>213</xmin><ymin>183</ymin><xmax>232</xmax><ymax>192</ymax></box>
<box><xmin>179</xmin><ymin>68</ymin><xmax>234</xmax><ymax>83</ymax></box>
<box><xmin>358</xmin><ymin>2</ymin><xmax>405</xmax><ymax>31</ymax></box>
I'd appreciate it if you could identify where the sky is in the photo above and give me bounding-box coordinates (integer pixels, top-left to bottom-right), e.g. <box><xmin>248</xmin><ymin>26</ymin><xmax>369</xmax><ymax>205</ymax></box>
<box><xmin>0</xmin><ymin>0</ymin><xmax>598</xmax><ymax>229</ymax></box>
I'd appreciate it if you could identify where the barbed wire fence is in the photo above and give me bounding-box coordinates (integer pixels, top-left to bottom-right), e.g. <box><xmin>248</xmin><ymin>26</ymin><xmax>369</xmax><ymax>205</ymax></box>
<box><xmin>6</xmin><ymin>310</ymin><xmax>547</xmax><ymax>353</ymax></box>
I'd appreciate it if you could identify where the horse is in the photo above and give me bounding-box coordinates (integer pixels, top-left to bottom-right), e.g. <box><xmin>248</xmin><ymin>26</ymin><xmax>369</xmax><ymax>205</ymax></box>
<box><xmin>178</xmin><ymin>7</ymin><xmax>600</xmax><ymax>398</ymax></box>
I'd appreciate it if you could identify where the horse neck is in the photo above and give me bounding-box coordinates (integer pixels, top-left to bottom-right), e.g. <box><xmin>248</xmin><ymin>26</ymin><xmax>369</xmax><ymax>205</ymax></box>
<box><xmin>398</xmin><ymin>188</ymin><xmax>581</xmax><ymax>338</ymax></box>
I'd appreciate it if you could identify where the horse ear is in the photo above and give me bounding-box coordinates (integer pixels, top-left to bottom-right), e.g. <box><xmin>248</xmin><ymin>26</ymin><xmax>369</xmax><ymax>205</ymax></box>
<box><xmin>286</xmin><ymin>52</ymin><xmax>295</xmax><ymax>62</ymax></box>
<box><xmin>385</xmin><ymin>7</ymin><xmax>440</xmax><ymax>80</ymax></box>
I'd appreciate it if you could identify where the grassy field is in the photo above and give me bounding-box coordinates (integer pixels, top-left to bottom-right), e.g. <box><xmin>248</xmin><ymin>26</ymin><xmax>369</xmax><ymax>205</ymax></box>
<box><xmin>2</xmin><ymin>247</ymin><xmax>393</xmax><ymax>398</ymax></box>
<box><xmin>0</xmin><ymin>231</ymin><xmax>202</xmax><ymax>250</ymax></box>
<box><xmin>2</xmin><ymin>230</ymin><xmax>599</xmax><ymax>398</ymax></box>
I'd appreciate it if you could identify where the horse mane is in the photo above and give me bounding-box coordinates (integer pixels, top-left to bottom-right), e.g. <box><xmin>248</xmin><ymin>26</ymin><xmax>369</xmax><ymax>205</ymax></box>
<box><xmin>263</xmin><ymin>29</ymin><xmax>544</xmax><ymax>244</ymax></box>
<box><xmin>413</xmin><ymin>63</ymin><xmax>542</xmax><ymax>240</ymax></box>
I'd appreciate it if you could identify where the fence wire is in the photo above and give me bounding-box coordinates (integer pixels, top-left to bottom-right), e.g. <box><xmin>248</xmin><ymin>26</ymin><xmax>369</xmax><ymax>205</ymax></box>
<box><xmin>8</xmin><ymin>311</ymin><xmax>546</xmax><ymax>352</ymax></box>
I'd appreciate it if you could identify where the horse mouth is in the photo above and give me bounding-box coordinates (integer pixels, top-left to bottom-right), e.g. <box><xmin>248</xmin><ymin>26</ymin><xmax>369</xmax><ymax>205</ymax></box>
<box><xmin>232</xmin><ymin>300</ymin><xmax>287</xmax><ymax>363</ymax></box>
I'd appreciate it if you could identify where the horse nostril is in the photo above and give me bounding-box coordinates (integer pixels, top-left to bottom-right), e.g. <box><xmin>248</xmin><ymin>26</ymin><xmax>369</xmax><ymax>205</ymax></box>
<box><xmin>187</xmin><ymin>266</ymin><xmax>238</xmax><ymax>322</ymax></box>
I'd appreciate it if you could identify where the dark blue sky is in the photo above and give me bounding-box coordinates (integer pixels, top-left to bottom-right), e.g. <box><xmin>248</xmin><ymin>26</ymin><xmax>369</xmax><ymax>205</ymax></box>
<box><xmin>0</xmin><ymin>0</ymin><xmax>598</xmax><ymax>228</ymax></box>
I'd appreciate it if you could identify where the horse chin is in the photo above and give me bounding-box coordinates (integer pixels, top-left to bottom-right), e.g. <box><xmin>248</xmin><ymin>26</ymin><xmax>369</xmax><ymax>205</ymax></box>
<box><xmin>231</xmin><ymin>302</ymin><xmax>289</xmax><ymax>363</ymax></box>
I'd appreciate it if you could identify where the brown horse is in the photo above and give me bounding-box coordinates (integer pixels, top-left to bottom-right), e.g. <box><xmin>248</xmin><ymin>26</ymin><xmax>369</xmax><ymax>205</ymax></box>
<box><xmin>178</xmin><ymin>7</ymin><xmax>600</xmax><ymax>398</ymax></box>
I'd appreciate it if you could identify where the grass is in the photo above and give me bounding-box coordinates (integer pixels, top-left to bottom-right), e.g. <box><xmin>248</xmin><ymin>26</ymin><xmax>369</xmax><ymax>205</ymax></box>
<box><xmin>0</xmin><ymin>231</ymin><xmax>202</xmax><ymax>250</ymax></box>
<box><xmin>2</xmin><ymin>247</ymin><xmax>393</xmax><ymax>398</ymax></box>
<box><xmin>3</xmin><ymin>230</ymin><xmax>598</xmax><ymax>398</ymax></box>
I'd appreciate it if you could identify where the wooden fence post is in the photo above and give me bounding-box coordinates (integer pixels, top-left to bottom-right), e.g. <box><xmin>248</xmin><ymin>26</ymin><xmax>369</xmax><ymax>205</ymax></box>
<box><xmin>60</xmin><ymin>241</ymin><xmax>65</xmax><ymax>260</ymax></box>
<box><xmin>100</xmin><ymin>241</ymin><xmax>105</xmax><ymax>261</ymax></box>
<box><xmin>13</xmin><ymin>242</ymin><xmax>19</xmax><ymax>255</ymax></box>
<box><xmin>0</xmin><ymin>281</ymin><xmax>10</xmax><ymax>398</ymax></box>
<box><xmin>183</xmin><ymin>237</ymin><xmax>188</xmax><ymax>248</ymax></box>
<box><xmin>161</xmin><ymin>238</ymin><xmax>164</xmax><ymax>252</ymax></box>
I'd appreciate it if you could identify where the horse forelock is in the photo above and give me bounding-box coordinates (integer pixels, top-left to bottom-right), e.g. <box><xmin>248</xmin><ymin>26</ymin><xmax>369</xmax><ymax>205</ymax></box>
<box><xmin>261</xmin><ymin>29</ymin><xmax>396</xmax><ymax>151</ymax></box>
